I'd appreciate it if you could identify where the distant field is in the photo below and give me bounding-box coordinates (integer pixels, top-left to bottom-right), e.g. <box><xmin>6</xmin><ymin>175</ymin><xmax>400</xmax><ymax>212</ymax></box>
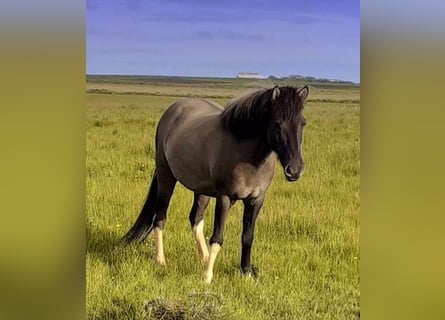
<box><xmin>86</xmin><ymin>76</ymin><xmax>360</xmax><ymax>319</ymax></box>
<box><xmin>86</xmin><ymin>75</ymin><xmax>360</xmax><ymax>102</ymax></box>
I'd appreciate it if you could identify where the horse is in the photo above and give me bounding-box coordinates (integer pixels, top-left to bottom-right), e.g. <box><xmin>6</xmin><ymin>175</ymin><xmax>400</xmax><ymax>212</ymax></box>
<box><xmin>123</xmin><ymin>85</ymin><xmax>309</xmax><ymax>284</ymax></box>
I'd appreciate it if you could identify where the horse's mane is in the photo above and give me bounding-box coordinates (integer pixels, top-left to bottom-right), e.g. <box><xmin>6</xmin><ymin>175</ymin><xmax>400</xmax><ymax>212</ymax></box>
<box><xmin>221</xmin><ymin>86</ymin><xmax>303</xmax><ymax>139</ymax></box>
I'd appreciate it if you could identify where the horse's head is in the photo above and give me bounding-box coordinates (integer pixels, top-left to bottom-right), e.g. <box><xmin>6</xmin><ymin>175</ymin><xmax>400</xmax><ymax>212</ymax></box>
<box><xmin>267</xmin><ymin>86</ymin><xmax>308</xmax><ymax>182</ymax></box>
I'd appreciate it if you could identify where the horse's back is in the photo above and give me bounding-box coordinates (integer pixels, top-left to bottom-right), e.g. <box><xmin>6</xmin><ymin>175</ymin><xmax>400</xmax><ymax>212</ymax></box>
<box><xmin>162</xmin><ymin>98</ymin><xmax>223</xmax><ymax>122</ymax></box>
<box><xmin>157</xmin><ymin>98</ymin><xmax>220</xmax><ymax>138</ymax></box>
<box><xmin>155</xmin><ymin>98</ymin><xmax>225</xmax><ymax>193</ymax></box>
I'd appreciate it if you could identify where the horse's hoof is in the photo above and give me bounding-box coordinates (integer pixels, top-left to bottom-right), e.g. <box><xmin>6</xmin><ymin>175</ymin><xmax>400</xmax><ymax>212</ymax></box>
<box><xmin>241</xmin><ymin>265</ymin><xmax>259</xmax><ymax>278</ymax></box>
<box><xmin>203</xmin><ymin>270</ymin><xmax>213</xmax><ymax>284</ymax></box>
<box><xmin>155</xmin><ymin>256</ymin><xmax>166</xmax><ymax>266</ymax></box>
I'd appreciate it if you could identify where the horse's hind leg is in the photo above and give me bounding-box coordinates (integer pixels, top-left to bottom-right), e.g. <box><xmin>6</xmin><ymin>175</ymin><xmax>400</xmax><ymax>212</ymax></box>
<box><xmin>152</xmin><ymin>169</ymin><xmax>176</xmax><ymax>265</ymax></box>
<box><xmin>189</xmin><ymin>194</ymin><xmax>210</xmax><ymax>265</ymax></box>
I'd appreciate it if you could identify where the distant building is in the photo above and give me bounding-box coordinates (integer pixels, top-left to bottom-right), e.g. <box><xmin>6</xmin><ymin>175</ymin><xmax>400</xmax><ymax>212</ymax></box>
<box><xmin>289</xmin><ymin>74</ymin><xmax>304</xmax><ymax>79</ymax></box>
<box><xmin>237</xmin><ymin>72</ymin><xmax>261</xmax><ymax>79</ymax></box>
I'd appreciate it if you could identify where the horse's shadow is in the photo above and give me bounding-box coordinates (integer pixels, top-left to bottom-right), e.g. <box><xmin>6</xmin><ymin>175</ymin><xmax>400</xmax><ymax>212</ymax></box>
<box><xmin>86</xmin><ymin>223</ymin><xmax>256</xmax><ymax>280</ymax></box>
<box><xmin>86</xmin><ymin>223</ymin><xmax>155</xmax><ymax>268</ymax></box>
<box><xmin>87</xmin><ymin>223</ymin><xmax>177</xmax><ymax>284</ymax></box>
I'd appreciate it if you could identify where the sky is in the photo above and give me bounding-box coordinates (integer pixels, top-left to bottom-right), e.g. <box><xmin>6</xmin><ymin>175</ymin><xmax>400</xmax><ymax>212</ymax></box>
<box><xmin>87</xmin><ymin>0</ymin><xmax>360</xmax><ymax>83</ymax></box>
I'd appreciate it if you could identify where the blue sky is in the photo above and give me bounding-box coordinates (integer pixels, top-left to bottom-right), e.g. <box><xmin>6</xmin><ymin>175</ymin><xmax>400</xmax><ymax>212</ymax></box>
<box><xmin>87</xmin><ymin>0</ymin><xmax>360</xmax><ymax>82</ymax></box>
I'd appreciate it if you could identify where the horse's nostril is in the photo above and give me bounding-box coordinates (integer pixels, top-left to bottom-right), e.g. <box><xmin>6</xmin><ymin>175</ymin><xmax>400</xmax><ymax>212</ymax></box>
<box><xmin>284</xmin><ymin>164</ymin><xmax>293</xmax><ymax>177</ymax></box>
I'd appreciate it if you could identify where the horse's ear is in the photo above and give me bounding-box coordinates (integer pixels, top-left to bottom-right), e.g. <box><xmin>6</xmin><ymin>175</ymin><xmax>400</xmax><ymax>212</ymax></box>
<box><xmin>297</xmin><ymin>85</ymin><xmax>309</xmax><ymax>103</ymax></box>
<box><xmin>272</xmin><ymin>86</ymin><xmax>280</xmax><ymax>101</ymax></box>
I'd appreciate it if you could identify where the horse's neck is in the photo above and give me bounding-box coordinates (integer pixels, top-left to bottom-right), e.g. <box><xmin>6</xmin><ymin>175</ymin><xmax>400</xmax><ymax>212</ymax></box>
<box><xmin>220</xmin><ymin>113</ymin><xmax>272</xmax><ymax>165</ymax></box>
<box><xmin>240</xmin><ymin>137</ymin><xmax>273</xmax><ymax>167</ymax></box>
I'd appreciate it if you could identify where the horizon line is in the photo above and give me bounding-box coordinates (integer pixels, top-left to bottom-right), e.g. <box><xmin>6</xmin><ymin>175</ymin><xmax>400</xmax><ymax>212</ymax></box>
<box><xmin>86</xmin><ymin>73</ymin><xmax>360</xmax><ymax>84</ymax></box>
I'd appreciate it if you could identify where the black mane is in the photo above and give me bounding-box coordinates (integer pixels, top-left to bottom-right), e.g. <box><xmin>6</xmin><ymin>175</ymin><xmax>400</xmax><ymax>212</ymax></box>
<box><xmin>221</xmin><ymin>86</ymin><xmax>303</xmax><ymax>139</ymax></box>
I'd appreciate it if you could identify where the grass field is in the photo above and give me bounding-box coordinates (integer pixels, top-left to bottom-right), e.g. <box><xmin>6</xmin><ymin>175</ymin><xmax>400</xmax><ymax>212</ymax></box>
<box><xmin>86</xmin><ymin>76</ymin><xmax>360</xmax><ymax>319</ymax></box>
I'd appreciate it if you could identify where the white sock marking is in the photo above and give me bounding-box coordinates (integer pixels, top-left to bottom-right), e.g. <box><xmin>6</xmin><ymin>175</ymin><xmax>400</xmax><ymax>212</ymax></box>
<box><xmin>193</xmin><ymin>220</ymin><xmax>209</xmax><ymax>265</ymax></box>
<box><xmin>154</xmin><ymin>227</ymin><xmax>165</xmax><ymax>265</ymax></box>
<box><xmin>203</xmin><ymin>243</ymin><xmax>221</xmax><ymax>284</ymax></box>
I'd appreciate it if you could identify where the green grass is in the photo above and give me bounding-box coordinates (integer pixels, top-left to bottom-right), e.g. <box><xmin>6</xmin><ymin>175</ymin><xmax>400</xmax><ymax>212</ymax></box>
<box><xmin>86</xmin><ymin>82</ymin><xmax>360</xmax><ymax>319</ymax></box>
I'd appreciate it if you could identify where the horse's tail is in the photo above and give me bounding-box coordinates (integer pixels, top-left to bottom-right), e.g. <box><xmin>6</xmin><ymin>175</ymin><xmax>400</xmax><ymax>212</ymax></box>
<box><xmin>123</xmin><ymin>171</ymin><xmax>158</xmax><ymax>244</ymax></box>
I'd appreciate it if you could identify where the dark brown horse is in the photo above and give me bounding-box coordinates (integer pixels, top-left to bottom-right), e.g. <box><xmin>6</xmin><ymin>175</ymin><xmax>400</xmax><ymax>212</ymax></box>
<box><xmin>123</xmin><ymin>85</ymin><xmax>309</xmax><ymax>283</ymax></box>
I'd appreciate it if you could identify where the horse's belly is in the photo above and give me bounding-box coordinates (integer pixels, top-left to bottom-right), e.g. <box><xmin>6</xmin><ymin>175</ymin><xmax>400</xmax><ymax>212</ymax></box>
<box><xmin>172</xmin><ymin>166</ymin><xmax>216</xmax><ymax>195</ymax></box>
<box><xmin>165</xmin><ymin>141</ymin><xmax>216</xmax><ymax>194</ymax></box>
<box><xmin>162</xmin><ymin>111</ymin><xmax>220</xmax><ymax>195</ymax></box>
<box><xmin>182</xmin><ymin>179</ymin><xmax>217</xmax><ymax>196</ymax></box>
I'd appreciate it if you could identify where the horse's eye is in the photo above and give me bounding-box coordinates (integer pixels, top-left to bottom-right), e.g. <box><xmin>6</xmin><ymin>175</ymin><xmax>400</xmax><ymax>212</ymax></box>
<box><xmin>302</xmin><ymin>119</ymin><xmax>307</xmax><ymax>127</ymax></box>
<box><xmin>274</xmin><ymin>122</ymin><xmax>281</xmax><ymax>130</ymax></box>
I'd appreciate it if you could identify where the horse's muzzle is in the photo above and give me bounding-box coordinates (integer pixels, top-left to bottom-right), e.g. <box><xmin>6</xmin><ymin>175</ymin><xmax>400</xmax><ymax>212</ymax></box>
<box><xmin>284</xmin><ymin>164</ymin><xmax>304</xmax><ymax>182</ymax></box>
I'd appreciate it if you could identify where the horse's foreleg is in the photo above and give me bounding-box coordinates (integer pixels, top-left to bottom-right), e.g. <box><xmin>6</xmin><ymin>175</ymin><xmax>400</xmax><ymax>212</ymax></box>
<box><xmin>152</xmin><ymin>172</ymin><xmax>176</xmax><ymax>265</ymax></box>
<box><xmin>189</xmin><ymin>194</ymin><xmax>210</xmax><ymax>265</ymax></box>
<box><xmin>240</xmin><ymin>195</ymin><xmax>264</xmax><ymax>275</ymax></box>
<box><xmin>204</xmin><ymin>194</ymin><xmax>232</xmax><ymax>284</ymax></box>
